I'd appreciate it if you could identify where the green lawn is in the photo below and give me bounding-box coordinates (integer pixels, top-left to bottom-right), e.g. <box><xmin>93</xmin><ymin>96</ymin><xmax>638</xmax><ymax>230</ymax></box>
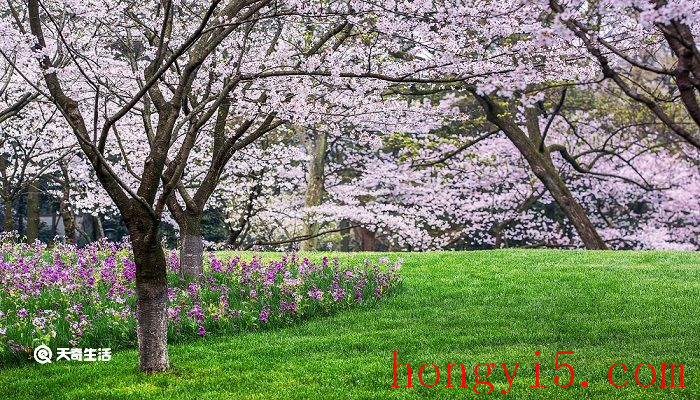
<box><xmin>1</xmin><ymin>250</ymin><xmax>699</xmax><ymax>399</ymax></box>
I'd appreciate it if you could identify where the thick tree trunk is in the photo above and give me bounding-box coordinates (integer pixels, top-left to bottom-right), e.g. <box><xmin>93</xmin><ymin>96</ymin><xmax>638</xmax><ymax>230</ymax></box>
<box><xmin>476</xmin><ymin>96</ymin><xmax>608</xmax><ymax>250</ymax></box>
<box><xmin>128</xmin><ymin>212</ymin><xmax>169</xmax><ymax>372</ymax></box>
<box><xmin>3</xmin><ymin>197</ymin><xmax>13</xmax><ymax>232</ymax></box>
<box><xmin>26</xmin><ymin>182</ymin><xmax>40</xmax><ymax>242</ymax></box>
<box><xmin>353</xmin><ymin>226</ymin><xmax>376</xmax><ymax>251</ymax></box>
<box><xmin>301</xmin><ymin>131</ymin><xmax>328</xmax><ymax>251</ymax></box>
<box><xmin>178</xmin><ymin>213</ymin><xmax>203</xmax><ymax>279</ymax></box>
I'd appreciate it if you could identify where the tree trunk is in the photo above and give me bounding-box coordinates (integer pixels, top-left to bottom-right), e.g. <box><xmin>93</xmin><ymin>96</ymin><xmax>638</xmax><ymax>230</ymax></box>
<box><xmin>225</xmin><ymin>223</ymin><xmax>238</xmax><ymax>247</ymax></box>
<box><xmin>61</xmin><ymin>203</ymin><xmax>76</xmax><ymax>243</ymax></box>
<box><xmin>3</xmin><ymin>197</ymin><xmax>13</xmax><ymax>232</ymax></box>
<box><xmin>339</xmin><ymin>219</ymin><xmax>351</xmax><ymax>252</ymax></box>
<box><xmin>60</xmin><ymin>197</ymin><xmax>76</xmax><ymax>244</ymax></box>
<box><xmin>301</xmin><ymin>131</ymin><xmax>328</xmax><ymax>251</ymax></box>
<box><xmin>59</xmin><ymin>163</ymin><xmax>76</xmax><ymax>244</ymax></box>
<box><xmin>50</xmin><ymin>212</ymin><xmax>57</xmax><ymax>240</ymax></box>
<box><xmin>492</xmin><ymin>222</ymin><xmax>505</xmax><ymax>249</ymax></box>
<box><xmin>26</xmin><ymin>182</ymin><xmax>40</xmax><ymax>242</ymax></box>
<box><xmin>528</xmin><ymin>161</ymin><xmax>607</xmax><ymax>249</ymax></box>
<box><xmin>178</xmin><ymin>213</ymin><xmax>203</xmax><ymax>279</ymax></box>
<box><xmin>509</xmin><ymin>138</ymin><xmax>607</xmax><ymax>250</ymax></box>
<box><xmin>353</xmin><ymin>225</ymin><xmax>376</xmax><ymax>251</ymax></box>
<box><xmin>225</xmin><ymin>181</ymin><xmax>262</xmax><ymax>249</ymax></box>
<box><xmin>16</xmin><ymin>194</ymin><xmax>25</xmax><ymax>237</ymax></box>
<box><xmin>128</xmin><ymin>211</ymin><xmax>169</xmax><ymax>372</ymax></box>
<box><xmin>0</xmin><ymin>156</ymin><xmax>11</xmax><ymax>233</ymax></box>
<box><xmin>476</xmin><ymin>95</ymin><xmax>608</xmax><ymax>250</ymax></box>
<box><xmin>25</xmin><ymin>0</ymin><xmax>170</xmax><ymax>372</ymax></box>
<box><xmin>93</xmin><ymin>214</ymin><xmax>105</xmax><ymax>241</ymax></box>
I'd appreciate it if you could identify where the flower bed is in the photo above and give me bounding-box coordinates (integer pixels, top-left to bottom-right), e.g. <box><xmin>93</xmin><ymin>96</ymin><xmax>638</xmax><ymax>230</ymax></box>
<box><xmin>0</xmin><ymin>240</ymin><xmax>402</xmax><ymax>364</ymax></box>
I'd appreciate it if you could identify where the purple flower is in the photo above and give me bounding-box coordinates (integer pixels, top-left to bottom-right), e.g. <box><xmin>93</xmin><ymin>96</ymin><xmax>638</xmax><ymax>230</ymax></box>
<box><xmin>259</xmin><ymin>306</ymin><xmax>271</xmax><ymax>323</ymax></box>
<box><xmin>188</xmin><ymin>282</ymin><xmax>199</xmax><ymax>298</ymax></box>
<box><xmin>187</xmin><ymin>304</ymin><xmax>204</xmax><ymax>324</ymax></box>
<box><xmin>210</xmin><ymin>254</ymin><xmax>223</xmax><ymax>273</ymax></box>
<box><xmin>123</xmin><ymin>259</ymin><xmax>136</xmax><ymax>281</ymax></box>
<box><xmin>32</xmin><ymin>317</ymin><xmax>47</xmax><ymax>330</ymax></box>
<box><xmin>7</xmin><ymin>339</ymin><xmax>25</xmax><ymax>353</ymax></box>
<box><xmin>283</xmin><ymin>278</ymin><xmax>302</xmax><ymax>287</ymax></box>
<box><xmin>332</xmin><ymin>286</ymin><xmax>345</xmax><ymax>302</ymax></box>
<box><xmin>307</xmin><ymin>286</ymin><xmax>323</xmax><ymax>301</ymax></box>
<box><xmin>280</xmin><ymin>301</ymin><xmax>297</xmax><ymax>314</ymax></box>
<box><xmin>0</xmin><ymin>240</ymin><xmax>401</xmax><ymax>353</ymax></box>
<box><xmin>219</xmin><ymin>294</ymin><xmax>229</xmax><ymax>309</ymax></box>
<box><xmin>167</xmin><ymin>306</ymin><xmax>181</xmax><ymax>321</ymax></box>
<box><xmin>68</xmin><ymin>303</ymin><xmax>83</xmax><ymax>314</ymax></box>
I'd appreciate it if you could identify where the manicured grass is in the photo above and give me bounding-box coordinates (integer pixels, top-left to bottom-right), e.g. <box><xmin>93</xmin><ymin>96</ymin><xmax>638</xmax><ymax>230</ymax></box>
<box><xmin>1</xmin><ymin>250</ymin><xmax>699</xmax><ymax>399</ymax></box>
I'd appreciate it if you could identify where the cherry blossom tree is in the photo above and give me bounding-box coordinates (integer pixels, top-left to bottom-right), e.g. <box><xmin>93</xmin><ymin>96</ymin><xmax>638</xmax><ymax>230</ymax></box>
<box><xmin>0</xmin><ymin>99</ymin><xmax>74</xmax><ymax>233</ymax></box>
<box><xmin>5</xmin><ymin>0</ymin><xmax>424</xmax><ymax>371</ymax></box>
<box><xmin>547</xmin><ymin>0</ymin><xmax>700</xmax><ymax>151</ymax></box>
<box><xmin>6</xmin><ymin>0</ymin><xmax>305</xmax><ymax>371</ymax></box>
<box><xmin>0</xmin><ymin>0</ymin><xmax>697</xmax><ymax>374</ymax></box>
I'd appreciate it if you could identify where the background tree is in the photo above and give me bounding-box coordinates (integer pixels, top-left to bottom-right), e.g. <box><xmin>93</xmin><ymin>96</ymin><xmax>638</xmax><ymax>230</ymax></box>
<box><xmin>548</xmin><ymin>0</ymin><xmax>700</xmax><ymax>151</ymax></box>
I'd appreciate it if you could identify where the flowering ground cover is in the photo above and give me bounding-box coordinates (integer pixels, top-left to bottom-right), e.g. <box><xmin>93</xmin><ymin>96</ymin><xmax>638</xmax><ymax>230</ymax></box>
<box><xmin>1</xmin><ymin>250</ymin><xmax>699</xmax><ymax>399</ymax></box>
<box><xmin>0</xmin><ymin>240</ymin><xmax>402</xmax><ymax>365</ymax></box>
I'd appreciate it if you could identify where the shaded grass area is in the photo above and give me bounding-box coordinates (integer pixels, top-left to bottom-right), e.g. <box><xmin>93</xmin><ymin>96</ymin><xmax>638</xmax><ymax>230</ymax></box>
<box><xmin>0</xmin><ymin>250</ymin><xmax>699</xmax><ymax>399</ymax></box>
